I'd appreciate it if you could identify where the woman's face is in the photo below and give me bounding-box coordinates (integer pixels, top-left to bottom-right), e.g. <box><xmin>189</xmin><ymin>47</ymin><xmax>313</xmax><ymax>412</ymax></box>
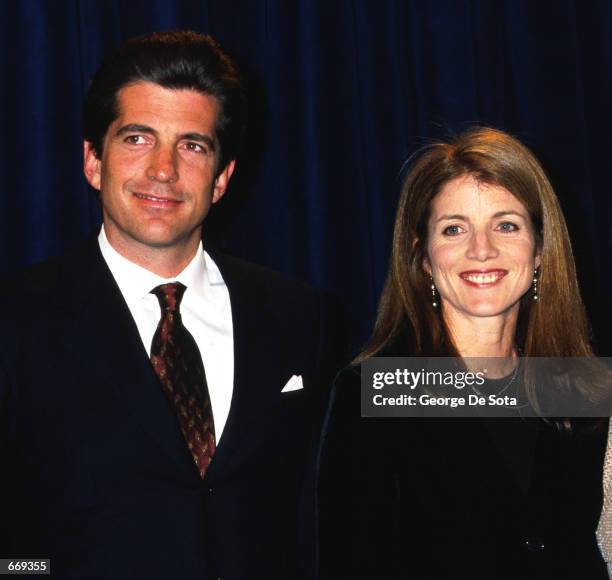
<box><xmin>424</xmin><ymin>175</ymin><xmax>540</xmax><ymax>326</ymax></box>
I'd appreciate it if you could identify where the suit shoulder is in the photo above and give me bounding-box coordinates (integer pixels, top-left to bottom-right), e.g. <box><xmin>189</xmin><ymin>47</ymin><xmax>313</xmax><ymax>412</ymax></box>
<box><xmin>211</xmin><ymin>251</ymin><xmax>322</xmax><ymax>302</ymax></box>
<box><xmin>334</xmin><ymin>364</ymin><xmax>361</xmax><ymax>389</ymax></box>
<box><xmin>0</xmin><ymin>255</ymin><xmax>64</xmax><ymax>305</ymax></box>
<box><xmin>0</xmin><ymin>241</ymin><xmax>99</xmax><ymax>326</ymax></box>
<box><xmin>329</xmin><ymin>365</ymin><xmax>361</xmax><ymax>406</ymax></box>
<box><xmin>0</xmin><ymin>254</ymin><xmax>71</xmax><ymax>356</ymax></box>
<box><xmin>0</xmin><ymin>239</ymin><xmax>96</xmax><ymax>297</ymax></box>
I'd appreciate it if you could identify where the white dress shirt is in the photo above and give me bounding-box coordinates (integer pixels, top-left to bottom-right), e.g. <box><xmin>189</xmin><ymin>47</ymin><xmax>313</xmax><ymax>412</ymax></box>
<box><xmin>98</xmin><ymin>226</ymin><xmax>234</xmax><ymax>441</ymax></box>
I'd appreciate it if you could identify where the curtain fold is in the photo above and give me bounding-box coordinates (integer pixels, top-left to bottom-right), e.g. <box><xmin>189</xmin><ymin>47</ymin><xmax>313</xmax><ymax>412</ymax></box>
<box><xmin>1</xmin><ymin>0</ymin><xmax>610</xmax><ymax>351</ymax></box>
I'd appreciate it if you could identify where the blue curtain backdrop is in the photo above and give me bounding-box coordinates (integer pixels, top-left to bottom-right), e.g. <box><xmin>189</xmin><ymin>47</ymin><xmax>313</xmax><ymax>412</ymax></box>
<box><xmin>1</xmin><ymin>0</ymin><xmax>610</xmax><ymax>353</ymax></box>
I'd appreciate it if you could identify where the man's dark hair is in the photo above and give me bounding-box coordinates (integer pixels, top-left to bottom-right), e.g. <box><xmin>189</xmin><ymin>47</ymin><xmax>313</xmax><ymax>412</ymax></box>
<box><xmin>82</xmin><ymin>30</ymin><xmax>246</xmax><ymax>173</ymax></box>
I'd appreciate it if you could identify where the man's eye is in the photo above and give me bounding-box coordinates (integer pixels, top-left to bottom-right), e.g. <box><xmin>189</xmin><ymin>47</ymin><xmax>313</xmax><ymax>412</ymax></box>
<box><xmin>497</xmin><ymin>222</ymin><xmax>518</xmax><ymax>233</ymax></box>
<box><xmin>442</xmin><ymin>225</ymin><xmax>464</xmax><ymax>236</ymax></box>
<box><xmin>185</xmin><ymin>142</ymin><xmax>206</xmax><ymax>153</ymax></box>
<box><xmin>125</xmin><ymin>135</ymin><xmax>146</xmax><ymax>144</ymax></box>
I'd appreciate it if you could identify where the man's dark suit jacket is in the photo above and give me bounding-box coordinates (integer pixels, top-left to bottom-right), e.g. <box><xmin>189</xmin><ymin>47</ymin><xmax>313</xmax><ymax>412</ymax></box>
<box><xmin>318</xmin><ymin>363</ymin><xmax>608</xmax><ymax>580</ymax></box>
<box><xmin>0</xmin><ymin>237</ymin><xmax>336</xmax><ymax>580</ymax></box>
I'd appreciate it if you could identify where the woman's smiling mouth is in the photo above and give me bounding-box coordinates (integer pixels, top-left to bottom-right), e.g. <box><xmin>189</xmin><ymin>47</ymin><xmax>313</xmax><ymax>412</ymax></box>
<box><xmin>459</xmin><ymin>269</ymin><xmax>508</xmax><ymax>287</ymax></box>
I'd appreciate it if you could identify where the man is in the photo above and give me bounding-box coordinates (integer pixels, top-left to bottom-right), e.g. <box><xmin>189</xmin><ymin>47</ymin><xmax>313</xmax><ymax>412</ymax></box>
<box><xmin>0</xmin><ymin>31</ymin><xmax>335</xmax><ymax>580</ymax></box>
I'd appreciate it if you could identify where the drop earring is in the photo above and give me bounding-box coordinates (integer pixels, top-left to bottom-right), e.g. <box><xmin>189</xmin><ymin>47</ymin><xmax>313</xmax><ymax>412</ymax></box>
<box><xmin>430</xmin><ymin>277</ymin><xmax>438</xmax><ymax>308</ymax></box>
<box><xmin>532</xmin><ymin>268</ymin><xmax>539</xmax><ymax>301</ymax></box>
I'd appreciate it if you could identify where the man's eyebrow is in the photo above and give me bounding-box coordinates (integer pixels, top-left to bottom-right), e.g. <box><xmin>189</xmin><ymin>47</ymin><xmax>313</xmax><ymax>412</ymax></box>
<box><xmin>114</xmin><ymin>124</ymin><xmax>156</xmax><ymax>137</ymax></box>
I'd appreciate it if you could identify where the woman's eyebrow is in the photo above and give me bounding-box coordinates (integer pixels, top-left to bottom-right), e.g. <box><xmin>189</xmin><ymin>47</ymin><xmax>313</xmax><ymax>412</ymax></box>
<box><xmin>434</xmin><ymin>210</ymin><xmax>527</xmax><ymax>224</ymax></box>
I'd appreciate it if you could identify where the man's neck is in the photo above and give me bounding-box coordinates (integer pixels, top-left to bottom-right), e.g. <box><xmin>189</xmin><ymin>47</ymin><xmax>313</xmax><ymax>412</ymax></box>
<box><xmin>102</xmin><ymin>226</ymin><xmax>201</xmax><ymax>278</ymax></box>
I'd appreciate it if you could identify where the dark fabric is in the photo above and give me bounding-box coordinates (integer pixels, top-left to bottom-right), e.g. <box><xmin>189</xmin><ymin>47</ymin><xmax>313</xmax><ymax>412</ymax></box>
<box><xmin>318</xmin><ymin>365</ymin><xmax>608</xmax><ymax>579</ymax></box>
<box><xmin>1</xmin><ymin>1</ymin><xmax>610</xmax><ymax>353</ymax></box>
<box><xmin>150</xmin><ymin>282</ymin><xmax>216</xmax><ymax>479</ymax></box>
<box><xmin>0</xmin><ymin>237</ymin><xmax>337</xmax><ymax>579</ymax></box>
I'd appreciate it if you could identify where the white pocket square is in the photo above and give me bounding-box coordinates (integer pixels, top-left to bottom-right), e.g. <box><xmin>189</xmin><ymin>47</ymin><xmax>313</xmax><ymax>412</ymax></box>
<box><xmin>281</xmin><ymin>374</ymin><xmax>303</xmax><ymax>393</ymax></box>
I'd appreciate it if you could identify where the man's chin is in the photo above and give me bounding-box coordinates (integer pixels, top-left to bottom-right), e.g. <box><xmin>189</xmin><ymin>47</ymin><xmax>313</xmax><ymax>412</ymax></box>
<box><xmin>103</xmin><ymin>216</ymin><xmax>204</xmax><ymax>255</ymax></box>
<box><xmin>135</xmin><ymin>233</ymin><xmax>199</xmax><ymax>250</ymax></box>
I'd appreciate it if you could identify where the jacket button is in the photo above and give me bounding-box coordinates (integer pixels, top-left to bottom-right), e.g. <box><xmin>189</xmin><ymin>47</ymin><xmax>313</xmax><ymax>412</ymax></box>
<box><xmin>524</xmin><ymin>537</ymin><xmax>545</xmax><ymax>553</ymax></box>
<box><xmin>208</xmin><ymin>488</ymin><xmax>213</xmax><ymax>495</ymax></box>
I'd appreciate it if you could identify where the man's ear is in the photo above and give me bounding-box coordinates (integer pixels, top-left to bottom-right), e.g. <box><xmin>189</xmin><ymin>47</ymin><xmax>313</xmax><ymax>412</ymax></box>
<box><xmin>83</xmin><ymin>141</ymin><xmax>102</xmax><ymax>191</ymax></box>
<box><xmin>212</xmin><ymin>159</ymin><xmax>236</xmax><ymax>204</ymax></box>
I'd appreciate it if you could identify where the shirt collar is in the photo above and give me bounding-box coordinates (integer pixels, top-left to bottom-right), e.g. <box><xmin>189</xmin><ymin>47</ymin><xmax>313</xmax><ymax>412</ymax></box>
<box><xmin>98</xmin><ymin>226</ymin><xmax>224</xmax><ymax>304</ymax></box>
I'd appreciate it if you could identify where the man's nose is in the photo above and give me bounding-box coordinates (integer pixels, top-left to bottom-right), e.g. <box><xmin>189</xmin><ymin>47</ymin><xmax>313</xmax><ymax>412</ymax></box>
<box><xmin>465</xmin><ymin>229</ymin><xmax>499</xmax><ymax>261</ymax></box>
<box><xmin>146</xmin><ymin>145</ymin><xmax>179</xmax><ymax>183</ymax></box>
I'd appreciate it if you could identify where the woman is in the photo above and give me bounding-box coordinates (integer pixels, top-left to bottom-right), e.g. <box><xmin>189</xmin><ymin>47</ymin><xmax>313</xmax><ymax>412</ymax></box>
<box><xmin>318</xmin><ymin>127</ymin><xmax>610</xmax><ymax>579</ymax></box>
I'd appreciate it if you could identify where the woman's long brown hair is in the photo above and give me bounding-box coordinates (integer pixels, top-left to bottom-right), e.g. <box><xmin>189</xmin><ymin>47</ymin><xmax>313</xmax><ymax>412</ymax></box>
<box><xmin>357</xmin><ymin>127</ymin><xmax>608</xmax><ymax>408</ymax></box>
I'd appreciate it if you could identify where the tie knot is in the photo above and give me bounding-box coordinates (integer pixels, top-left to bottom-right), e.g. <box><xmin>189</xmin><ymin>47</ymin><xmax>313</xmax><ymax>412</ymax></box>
<box><xmin>151</xmin><ymin>282</ymin><xmax>187</xmax><ymax>313</ymax></box>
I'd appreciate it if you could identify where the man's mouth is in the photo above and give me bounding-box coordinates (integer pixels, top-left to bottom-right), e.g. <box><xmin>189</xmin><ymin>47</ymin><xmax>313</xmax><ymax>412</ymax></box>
<box><xmin>133</xmin><ymin>192</ymin><xmax>181</xmax><ymax>204</ymax></box>
<box><xmin>459</xmin><ymin>270</ymin><xmax>508</xmax><ymax>286</ymax></box>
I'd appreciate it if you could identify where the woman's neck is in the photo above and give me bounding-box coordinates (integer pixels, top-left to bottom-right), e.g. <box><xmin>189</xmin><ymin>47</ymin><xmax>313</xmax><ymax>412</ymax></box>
<box><xmin>443</xmin><ymin>306</ymin><xmax>519</xmax><ymax>376</ymax></box>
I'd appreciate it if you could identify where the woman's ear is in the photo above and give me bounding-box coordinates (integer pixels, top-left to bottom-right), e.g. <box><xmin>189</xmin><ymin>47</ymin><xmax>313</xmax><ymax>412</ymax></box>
<box><xmin>534</xmin><ymin>229</ymin><xmax>543</xmax><ymax>269</ymax></box>
<box><xmin>416</xmin><ymin>237</ymin><xmax>432</xmax><ymax>276</ymax></box>
<box><xmin>419</xmin><ymin>242</ymin><xmax>432</xmax><ymax>276</ymax></box>
<box><xmin>535</xmin><ymin>240</ymin><xmax>542</xmax><ymax>269</ymax></box>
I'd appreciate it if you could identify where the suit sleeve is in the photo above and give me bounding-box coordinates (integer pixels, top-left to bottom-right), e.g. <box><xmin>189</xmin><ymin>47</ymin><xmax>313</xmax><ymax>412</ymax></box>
<box><xmin>297</xmin><ymin>292</ymin><xmax>350</xmax><ymax>580</ymax></box>
<box><xmin>0</xmin><ymin>342</ymin><xmax>14</xmax><ymax>556</ymax></box>
<box><xmin>317</xmin><ymin>367</ymin><xmax>401</xmax><ymax>580</ymax></box>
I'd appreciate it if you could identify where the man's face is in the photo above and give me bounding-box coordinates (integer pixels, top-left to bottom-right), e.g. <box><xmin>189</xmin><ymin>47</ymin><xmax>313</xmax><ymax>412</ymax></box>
<box><xmin>84</xmin><ymin>81</ymin><xmax>234</xmax><ymax>261</ymax></box>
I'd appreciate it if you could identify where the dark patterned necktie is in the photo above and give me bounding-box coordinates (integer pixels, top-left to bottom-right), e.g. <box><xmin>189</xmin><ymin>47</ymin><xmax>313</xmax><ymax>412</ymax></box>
<box><xmin>150</xmin><ymin>282</ymin><xmax>216</xmax><ymax>479</ymax></box>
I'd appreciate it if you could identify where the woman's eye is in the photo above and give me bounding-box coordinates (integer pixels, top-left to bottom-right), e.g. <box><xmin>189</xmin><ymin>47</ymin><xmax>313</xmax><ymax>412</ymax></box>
<box><xmin>497</xmin><ymin>222</ymin><xmax>518</xmax><ymax>233</ymax></box>
<box><xmin>442</xmin><ymin>225</ymin><xmax>463</xmax><ymax>236</ymax></box>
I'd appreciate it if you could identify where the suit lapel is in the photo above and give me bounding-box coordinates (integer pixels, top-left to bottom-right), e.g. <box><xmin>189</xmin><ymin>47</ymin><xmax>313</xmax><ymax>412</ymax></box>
<box><xmin>57</xmin><ymin>239</ymin><xmax>198</xmax><ymax>479</ymax></box>
<box><xmin>57</xmin><ymin>241</ymin><xmax>289</xmax><ymax>482</ymax></box>
<box><xmin>203</xmin><ymin>251</ymin><xmax>279</xmax><ymax>479</ymax></box>
<box><xmin>482</xmin><ymin>417</ymin><xmax>540</xmax><ymax>496</ymax></box>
